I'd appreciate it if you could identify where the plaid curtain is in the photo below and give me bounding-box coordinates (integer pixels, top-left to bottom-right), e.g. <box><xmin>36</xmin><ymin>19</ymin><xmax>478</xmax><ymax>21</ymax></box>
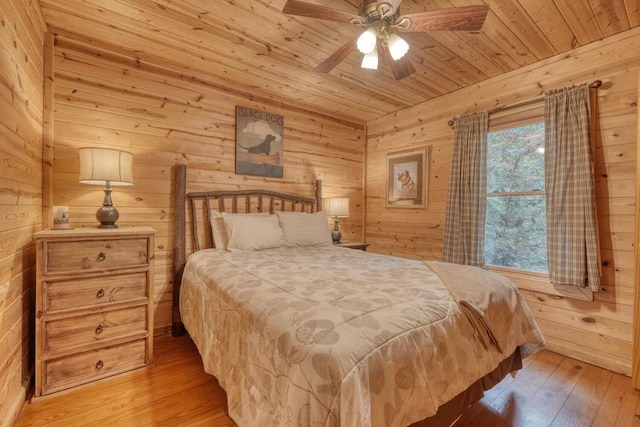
<box><xmin>443</xmin><ymin>112</ymin><xmax>488</xmax><ymax>267</ymax></box>
<box><xmin>545</xmin><ymin>84</ymin><xmax>601</xmax><ymax>291</ymax></box>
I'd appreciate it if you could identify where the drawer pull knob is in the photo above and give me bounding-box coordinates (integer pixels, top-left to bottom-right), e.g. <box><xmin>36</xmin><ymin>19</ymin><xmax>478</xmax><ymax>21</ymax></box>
<box><xmin>95</xmin><ymin>325</ymin><xmax>104</xmax><ymax>335</ymax></box>
<box><xmin>96</xmin><ymin>289</ymin><xmax>105</xmax><ymax>298</ymax></box>
<box><xmin>95</xmin><ymin>360</ymin><xmax>104</xmax><ymax>370</ymax></box>
<box><xmin>97</xmin><ymin>252</ymin><xmax>106</xmax><ymax>262</ymax></box>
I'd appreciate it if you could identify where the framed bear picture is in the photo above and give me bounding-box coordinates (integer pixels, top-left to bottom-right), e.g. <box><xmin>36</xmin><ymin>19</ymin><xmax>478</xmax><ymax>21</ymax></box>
<box><xmin>385</xmin><ymin>148</ymin><xmax>428</xmax><ymax>209</ymax></box>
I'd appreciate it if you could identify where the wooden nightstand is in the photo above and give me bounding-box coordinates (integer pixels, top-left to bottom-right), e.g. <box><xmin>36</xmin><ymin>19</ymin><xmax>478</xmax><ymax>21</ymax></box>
<box><xmin>34</xmin><ymin>227</ymin><xmax>155</xmax><ymax>397</ymax></box>
<box><xmin>334</xmin><ymin>242</ymin><xmax>369</xmax><ymax>251</ymax></box>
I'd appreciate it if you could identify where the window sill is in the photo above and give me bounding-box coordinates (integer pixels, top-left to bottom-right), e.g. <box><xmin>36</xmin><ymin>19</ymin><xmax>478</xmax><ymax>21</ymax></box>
<box><xmin>486</xmin><ymin>265</ymin><xmax>594</xmax><ymax>302</ymax></box>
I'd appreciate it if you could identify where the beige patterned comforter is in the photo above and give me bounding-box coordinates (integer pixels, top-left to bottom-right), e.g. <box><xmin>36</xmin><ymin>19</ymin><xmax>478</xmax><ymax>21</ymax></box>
<box><xmin>180</xmin><ymin>246</ymin><xmax>545</xmax><ymax>427</ymax></box>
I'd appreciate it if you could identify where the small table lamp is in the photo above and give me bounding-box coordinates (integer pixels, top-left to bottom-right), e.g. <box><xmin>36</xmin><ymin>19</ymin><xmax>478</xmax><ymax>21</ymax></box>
<box><xmin>78</xmin><ymin>147</ymin><xmax>134</xmax><ymax>228</ymax></box>
<box><xmin>325</xmin><ymin>197</ymin><xmax>349</xmax><ymax>244</ymax></box>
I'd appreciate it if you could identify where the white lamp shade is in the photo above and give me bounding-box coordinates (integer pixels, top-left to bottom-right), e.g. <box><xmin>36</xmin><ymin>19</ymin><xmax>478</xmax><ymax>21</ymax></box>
<box><xmin>361</xmin><ymin>49</ymin><xmax>378</xmax><ymax>70</ymax></box>
<box><xmin>388</xmin><ymin>33</ymin><xmax>409</xmax><ymax>60</ymax></box>
<box><xmin>325</xmin><ymin>197</ymin><xmax>349</xmax><ymax>217</ymax></box>
<box><xmin>78</xmin><ymin>147</ymin><xmax>134</xmax><ymax>186</ymax></box>
<box><xmin>356</xmin><ymin>27</ymin><xmax>377</xmax><ymax>54</ymax></box>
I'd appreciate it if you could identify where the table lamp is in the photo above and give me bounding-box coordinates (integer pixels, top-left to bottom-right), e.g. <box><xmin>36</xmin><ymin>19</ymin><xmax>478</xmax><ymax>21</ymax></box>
<box><xmin>325</xmin><ymin>197</ymin><xmax>349</xmax><ymax>243</ymax></box>
<box><xmin>78</xmin><ymin>147</ymin><xmax>134</xmax><ymax>228</ymax></box>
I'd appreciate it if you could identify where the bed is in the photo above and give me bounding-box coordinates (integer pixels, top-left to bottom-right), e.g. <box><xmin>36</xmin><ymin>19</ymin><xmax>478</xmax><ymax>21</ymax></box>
<box><xmin>171</xmin><ymin>164</ymin><xmax>545</xmax><ymax>427</ymax></box>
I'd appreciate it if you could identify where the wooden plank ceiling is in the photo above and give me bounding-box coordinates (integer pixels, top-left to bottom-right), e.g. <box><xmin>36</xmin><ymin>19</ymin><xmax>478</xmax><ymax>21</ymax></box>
<box><xmin>38</xmin><ymin>0</ymin><xmax>640</xmax><ymax>123</ymax></box>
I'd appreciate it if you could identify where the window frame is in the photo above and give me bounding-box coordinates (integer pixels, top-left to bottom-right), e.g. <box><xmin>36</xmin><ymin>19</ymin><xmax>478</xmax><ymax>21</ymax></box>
<box><xmin>483</xmin><ymin>102</ymin><xmax>593</xmax><ymax>302</ymax></box>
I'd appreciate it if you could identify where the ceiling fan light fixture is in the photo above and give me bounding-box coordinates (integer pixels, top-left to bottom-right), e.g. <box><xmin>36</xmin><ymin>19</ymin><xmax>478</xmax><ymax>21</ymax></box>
<box><xmin>280</xmin><ymin>0</ymin><xmax>490</xmax><ymax>79</ymax></box>
<box><xmin>356</xmin><ymin>27</ymin><xmax>377</xmax><ymax>54</ymax></box>
<box><xmin>361</xmin><ymin>49</ymin><xmax>378</xmax><ymax>70</ymax></box>
<box><xmin>387</xmin><ymin>33</ymin><xmax>409</xmax><ymax>60</ymax></box>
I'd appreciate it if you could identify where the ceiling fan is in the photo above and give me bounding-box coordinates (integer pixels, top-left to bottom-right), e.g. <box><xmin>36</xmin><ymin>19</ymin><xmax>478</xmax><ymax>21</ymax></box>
<box><xmin>282</xmin><ymin>0</ymin><xmax>489</xmax><ymax>80</ymax></box>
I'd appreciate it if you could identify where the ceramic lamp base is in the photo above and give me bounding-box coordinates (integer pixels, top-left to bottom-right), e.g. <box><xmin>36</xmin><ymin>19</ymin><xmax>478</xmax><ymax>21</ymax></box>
<box><xmin>331</xmin><ymin>219</ymin><xmax>342</xmax><ymax>243</ymax></box>
<box><xmin>96</xmin><ymin>187</ymin><xmax>119</xmax><ymax>228</ymax></box>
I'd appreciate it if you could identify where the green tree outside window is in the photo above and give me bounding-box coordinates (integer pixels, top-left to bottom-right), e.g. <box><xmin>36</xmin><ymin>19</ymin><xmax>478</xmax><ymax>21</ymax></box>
<box><xmin>485</xmin><ymin>122</ymin><xmax>548</xmax><ymax>273</ymax></box>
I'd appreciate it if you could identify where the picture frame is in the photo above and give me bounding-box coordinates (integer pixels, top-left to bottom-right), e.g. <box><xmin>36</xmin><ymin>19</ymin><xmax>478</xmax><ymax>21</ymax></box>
<box><xmin>385</xmin><ymin>148</ymin><xmax>428</xmax><ymax>209</ymax></box>
<box><xmin>235</xmin><ymin>105</ymin><xmax>284</xmax><ymax>178</ymax></box>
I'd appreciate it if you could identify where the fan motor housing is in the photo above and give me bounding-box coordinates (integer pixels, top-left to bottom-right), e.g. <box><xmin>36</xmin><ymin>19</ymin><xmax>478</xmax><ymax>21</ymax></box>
<box><xmin>356</xmin><ymin>1</ymin><xmax>400</xmax><ymax>29</ymax></box>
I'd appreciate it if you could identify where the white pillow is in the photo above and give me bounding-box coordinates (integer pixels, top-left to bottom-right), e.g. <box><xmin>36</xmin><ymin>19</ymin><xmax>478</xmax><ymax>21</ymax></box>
<box><xmin>222</xmin><ymin>213</ymin><xmax>285</xmax><ymax>251</ymax></box>
<box><xmin>277</xmin><ymin>211</ymin><xmax>332</xmax><ymax>247</ymax></box>
<box><xmin>209</xmin><ymin>211</ymin><xmax>228</xmax><ymax>251</ymax></box>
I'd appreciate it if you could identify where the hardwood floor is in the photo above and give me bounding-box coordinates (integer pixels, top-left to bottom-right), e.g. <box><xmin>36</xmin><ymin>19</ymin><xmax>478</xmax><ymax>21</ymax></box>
<box><xmin>14</xmin><ymin>335</ymin><xmax>640</xmax><ymax>426</ymax></box>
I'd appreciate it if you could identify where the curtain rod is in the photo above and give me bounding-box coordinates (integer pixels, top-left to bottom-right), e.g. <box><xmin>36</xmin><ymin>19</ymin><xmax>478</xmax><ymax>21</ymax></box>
<box><xmin>447</xmin><ymin>80</ymin><xmax>603</xmax><ymax>127</ymax></box>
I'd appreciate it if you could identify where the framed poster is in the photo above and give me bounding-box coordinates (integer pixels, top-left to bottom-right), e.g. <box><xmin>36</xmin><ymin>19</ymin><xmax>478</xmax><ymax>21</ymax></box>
<box><xmin>386</xmin><ymin>148</ymin><xmax>428</xmax><ymax>208</ymax></box>
<box><xmin>235</xmin><ymin>105</ymin><xmax>284</xmax><ymax>178</ymax></box>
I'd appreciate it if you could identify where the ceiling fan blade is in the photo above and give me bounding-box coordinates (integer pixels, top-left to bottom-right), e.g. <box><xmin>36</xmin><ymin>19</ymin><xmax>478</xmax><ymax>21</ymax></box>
<box><xmin>397</xmin><ymin>5</ymin><xmax>489</xmax><ymax>32</ymax></box>
<box><xmin>380</xmin><ymin>43</ymin><xmax>415</xmax><ymax>80</ymax></box>
<box><xmin>282</xmin><ymin>0</ymin><xmax>361</xmax><ymax>23</ymax></box>
<box><xmin>314</xmin><ymin>39</ymin><xmax>357</xmax><ymax>73</ymax></box>
<box><xmin>388</xmin><ymin>56</ymin><xmax>415</xmax><ymax>80</ymax></box>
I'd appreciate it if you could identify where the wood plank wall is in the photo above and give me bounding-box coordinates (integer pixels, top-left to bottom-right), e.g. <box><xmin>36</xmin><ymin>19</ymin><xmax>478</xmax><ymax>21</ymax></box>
<box><xmin>366</xmin><ymin>26</ymin><xmax>640</xmax><ymax>376</ymax></box>
<box><xmin>0</xmin><ymin>0</ymin><xmax>45</xmax><ymax>425</ymax></box>
<box><xmin>49</xmin><ymin>34</ymin><xmax>365</xmax><ymax>336</ymax></box>
<box><xmin>4</xmin><ymin>6</ymin><xmax>638</xmax><ymax>422</ymax></box>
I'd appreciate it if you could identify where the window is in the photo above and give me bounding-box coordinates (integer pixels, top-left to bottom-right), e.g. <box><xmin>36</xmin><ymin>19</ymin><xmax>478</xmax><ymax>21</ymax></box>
<box><xmin>484</xmin><ymin>120</ymin><xmax>548</xmax><ymax>273</ymax></box>
<box><xmin>476</xmin><ymin>99</ymin><xmax>594</xmax><ymax>301</ymax></box>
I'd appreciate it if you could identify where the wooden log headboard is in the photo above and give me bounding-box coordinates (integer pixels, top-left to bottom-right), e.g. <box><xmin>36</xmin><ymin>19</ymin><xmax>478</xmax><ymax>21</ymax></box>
<box><xmin>171</xmin><ymin>164</ymin><xmax>323</xmax><ymax>336</ymax></box>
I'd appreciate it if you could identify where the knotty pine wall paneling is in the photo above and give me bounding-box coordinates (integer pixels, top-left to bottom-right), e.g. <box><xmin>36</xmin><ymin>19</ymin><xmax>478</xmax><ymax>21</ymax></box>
<box><xmin>366</xmin><ymin>26</ymin><xmax>640</xmax><ymax>375</ymax></box>
<box><xmin>0</xmin><ymin>0</ymin><xmax>45</xmax><ymax>425</ymax></box>
<box><xmin>50</xmin><ymin>34</ymin><xmax>365</xmax><ymax>336</ymax></box>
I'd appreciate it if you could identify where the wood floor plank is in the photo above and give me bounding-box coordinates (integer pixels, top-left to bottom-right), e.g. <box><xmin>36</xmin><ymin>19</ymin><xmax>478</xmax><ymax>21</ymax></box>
<box><xmin>14</xmin><ymin>335</ymin><xmax>640</xmax><ymax>427</ymax></box>
<box><xmin>454</xmin><ymin>349</ymin><xmax>566</xmax><ymax>426</ymax></box>
<box><xmin>550</xmin><ymin>363</ymin><xmax>613</xmax><ymax>426</ymax></box>
<box><xmin>15</xmin><ymin>336</ymin><xmax>234</xmax><ymax>427</ymax></box>
<box><xmin>16</xmin><ymin>365</ymin><xmax>215</xmax><ymax>426</ymax></box>
<box><xmin>591</xmin><ymin>372</ymin><xmax>640</xmax><ymax>427</ymax></box>
<box><xmin>509</xmin><ymin>357</ymin><xmax>588</xmax><ymax>426</ymax></box>
<box><xmin>94</xmin><ymin>384</ymin><xmax>230</xmax><ymax>427</ymax></box>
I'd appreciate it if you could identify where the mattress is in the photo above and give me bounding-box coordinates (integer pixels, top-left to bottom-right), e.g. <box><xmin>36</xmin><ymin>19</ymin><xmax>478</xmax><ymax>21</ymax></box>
<box><xmin>179</xmin><ymin>245</ymin><xmax>544</xmax><ymax>426</ymax></box>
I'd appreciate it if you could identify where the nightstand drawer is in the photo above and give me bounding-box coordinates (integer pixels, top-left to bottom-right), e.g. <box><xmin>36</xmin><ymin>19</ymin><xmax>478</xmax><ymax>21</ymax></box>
<box><xmin>44</xmin><ymin>306</ymin><xmax>148</xmax><ymax>354</ymax></box>
<box><xmin>44</xmin><ymin>238</ymin><xmax>149</xmax><ymax>274</ymax></box>
<box><xmin>43</xmin><ymin>272</ymin><xmax>148</xmax><ymax>312</ymax></box>
<box><xmin>42</xmin><ymin>340</ymin><xmax>147</xmax><ymax>395</ymax></box>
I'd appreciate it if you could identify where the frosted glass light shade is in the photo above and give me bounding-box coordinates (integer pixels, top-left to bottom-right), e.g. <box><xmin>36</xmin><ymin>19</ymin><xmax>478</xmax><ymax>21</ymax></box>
<box><xmin>325</xmin><ymin>197</ymin><xmax>349</xmax><ymax>218</ymax></box>
<box><xmin>78</xmin><ymin>147</ymin><xmax>134</xmax><ymax>186</ymax></box>
<box><xmin>388</xmin><ymin>33</ymin><xmax>409</xmax><ymax>60</ymax></box>
<box><xmin>356</xmin><ymin>27</ymin><xmax>377</xmax><ymax>54</ymax></box>
<box><xmin>361</xmin><ymin>50</ymin><xmax>378</xmax><ymax>70</ymax></box>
